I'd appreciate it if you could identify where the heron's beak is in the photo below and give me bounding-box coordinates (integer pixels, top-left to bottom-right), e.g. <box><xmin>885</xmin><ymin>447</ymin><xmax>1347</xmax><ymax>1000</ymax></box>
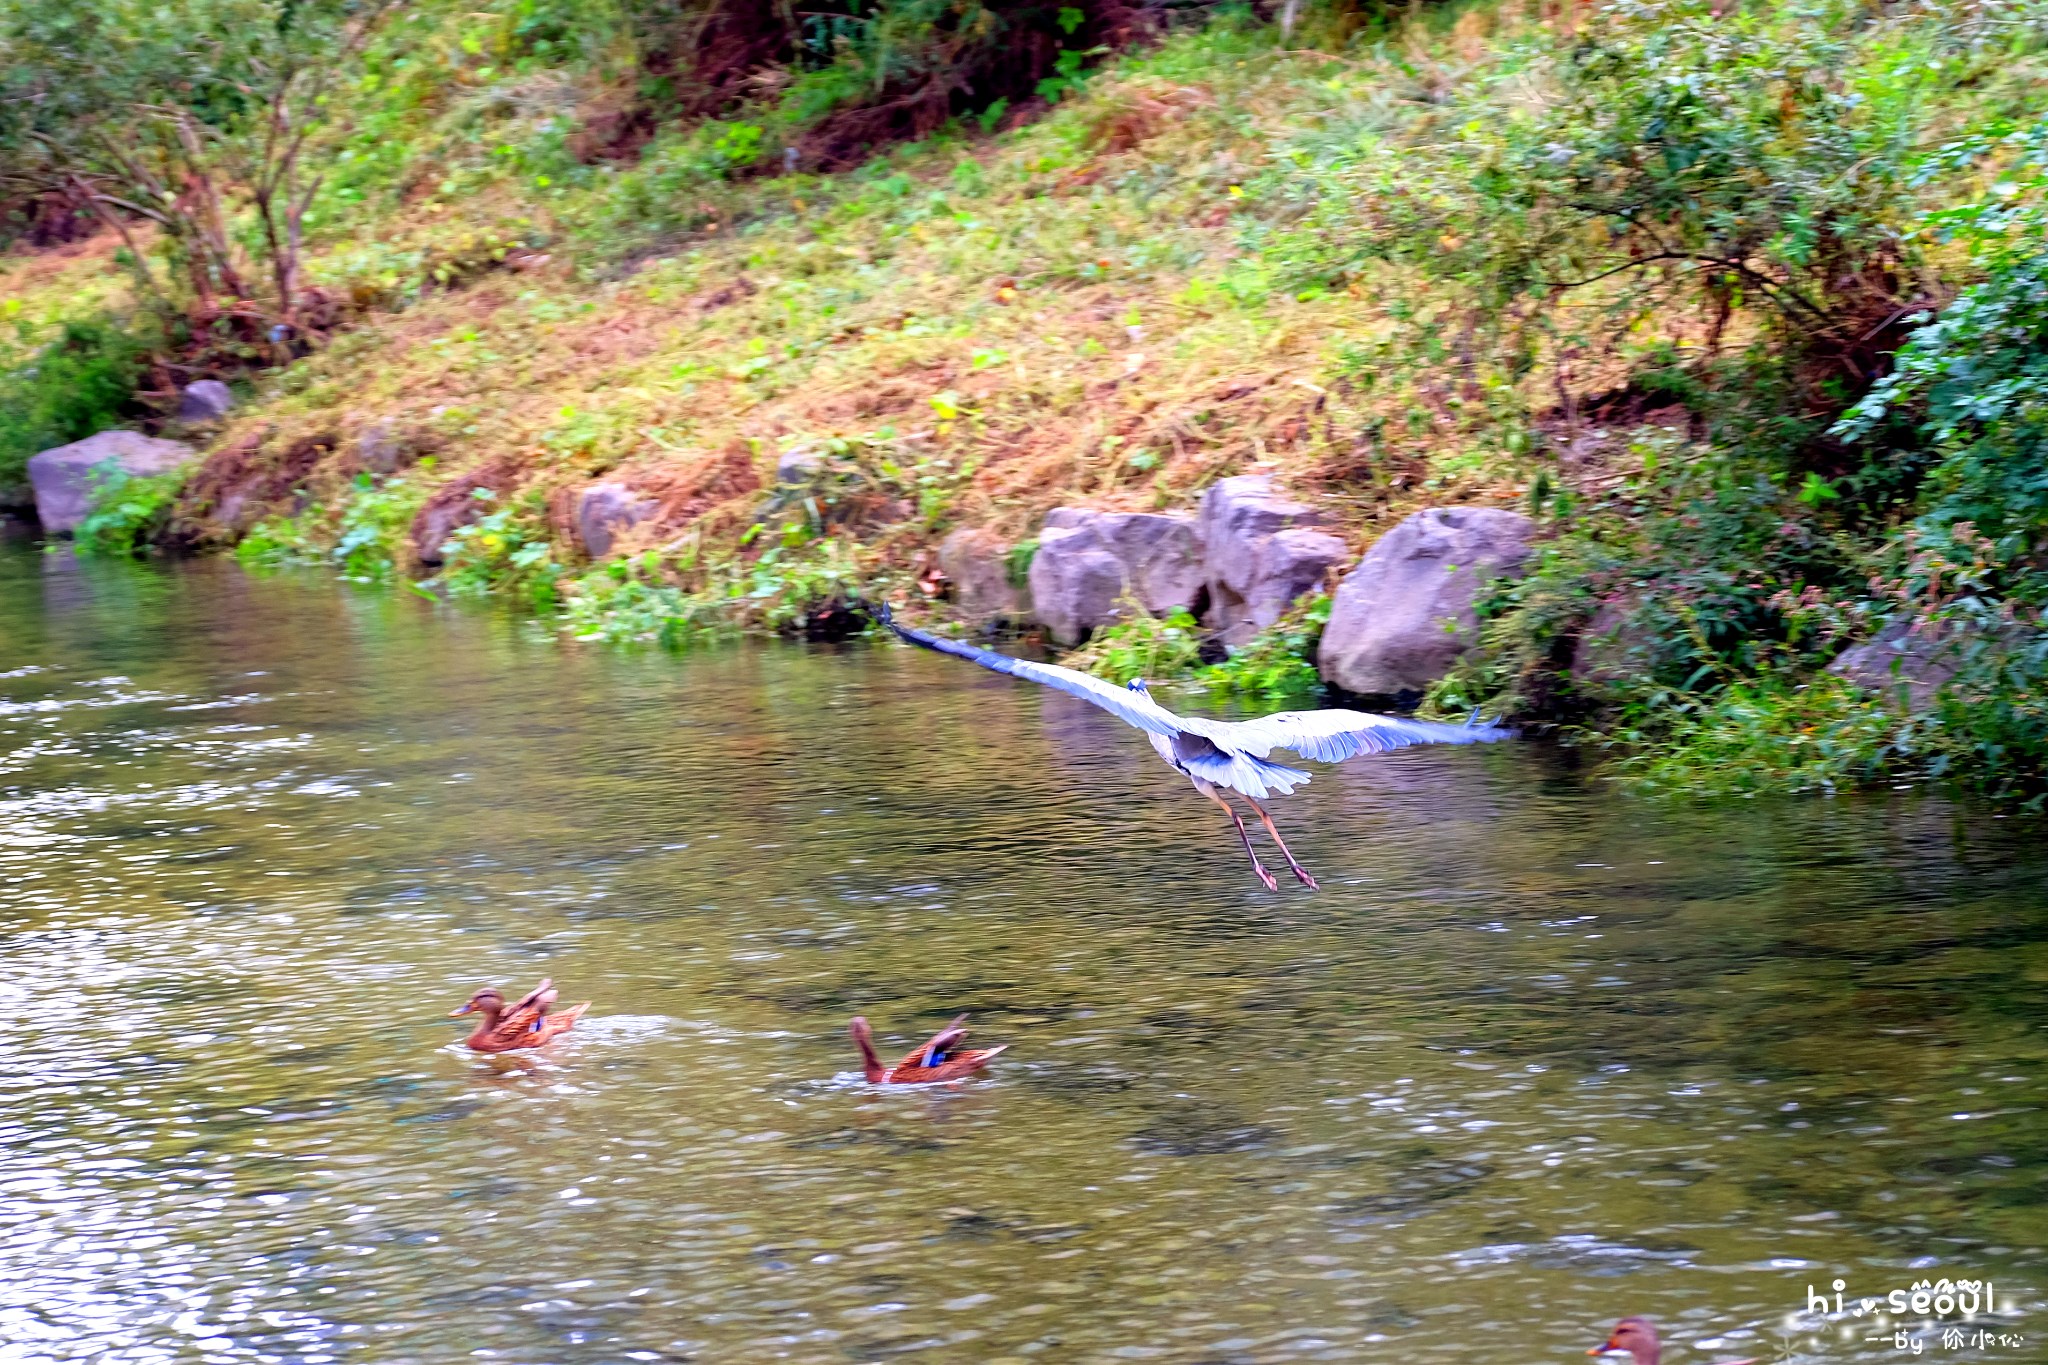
<box><xmin>449</xmin><ymin>1001</ymin><xmax>478</xmax><ymax>1017</ymax></box>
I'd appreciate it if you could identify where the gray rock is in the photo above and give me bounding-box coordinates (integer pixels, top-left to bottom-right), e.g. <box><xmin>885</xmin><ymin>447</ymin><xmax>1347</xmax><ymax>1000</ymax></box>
<box><xmin>937</xmin><ymin>527</ymin><xmax>1031</xmax><ymax>623</ymax></box>
<box><xmin>1028</xmin><ymin>529</ymin><xmax>1127</xmax><ymax>645</ymax></box>
<box><xmin>1198</xmin><ymin>474</ymin><xmax>1338</xmax><ymax>643</ymax></box>
<box><xmin>1240</xmin><ymin>527</ymin><xmax>1347</xmax><ymax>635</ymax></box>
<box><xmin>1027</xmin><ymin>508</ymin><xmax>1204</xmax><ymax>645</ymax></box>
<box><xmin>177</xmin><ymin>380</ymin><xmax>234</xmax><ymax>423</ymax></box>
<box><xmin>1828</xmin><ymin>620</ymin><xmax>1969</xmax><ymax>711</ymax></box>
<box><xmin>355</xmin><ymin>420</ymin><xmax>411</xmax><ymax>475</ymax></box>
<box><xmin>1093</xmin><ymin>513</ymin><xmax>1207</xmax><ymax>610</ymax></box>
<box><xmin>1318</xmin><ymin>506</ymin><xmax>1536</xmax><ymax>697</ymax></box>
<box><xmin>26</xmin><ymin>430</ymin><xmax>197</xmax><ymax>534</ymax></box>
<box><xmin>575</xmin><ymin>481</ymin><xmax>661</xmax><ymax>559</ymax></box>
<box><xmin>776</xmin><ymin>447</ymin><xmax>825</xmax><ymax>484</ymax></box>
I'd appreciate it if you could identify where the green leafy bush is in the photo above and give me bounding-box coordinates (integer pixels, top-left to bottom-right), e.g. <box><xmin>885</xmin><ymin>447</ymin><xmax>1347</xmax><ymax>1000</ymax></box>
<box><xmin>733</xmin><ymin>536</ymin><xmax>864</xmax><ymax>632</ymax></box>
<box><xmin>1829</xmin><ymin>122</ymin><xmax>2048</xmax><ymax>798</ymax></box>
<box><xmin>0</xmin><ymin>320</ymin><xmax>144</xmax><ymax>488</ymax></box>
<box><xmin>72</xmin><ymin>467</ymin><xmax>186</xmax><ymax>557</ymax></box>
<box><xmin>1600</xmin><ymin>671</ymin><xmax>1931</xmax><ymax>798</ymax></box>
<box><xmin>1066</xmin><ymin>604</ymin><xmax>1206</xmax><ymax>683</ymax></box>
<box><xmin>563</xmin><ymin>567</ymin><xmax>734</xmax><ymax>647</ymax></box>
<box><xmin>1261</xmin><ymin>0</ymin><xmax>1949</xmax><ymax>384</ymax></box>
<box><xmin>235</xmin><ymin>513</ymin><xmax>322</xmax><ymax>568</ymax></box>
<box><xmin>1202</xmin><ymin>594</ymin><xmax>1330</xmax><ymax>704</ymax></box>
<box><xmin>435</xmin><ymin>488</ymin><xmax>563</xmax><ymax>605</ymax></box>
<box><xmin>1837</xmin><ymin>124</ymin><xmax>2048</xmax><ymax>608</ymax></box>
<box><xmin>332</xmin><ymin>472</ymin><xmax>432</xmax><ymax>580</ymax></box>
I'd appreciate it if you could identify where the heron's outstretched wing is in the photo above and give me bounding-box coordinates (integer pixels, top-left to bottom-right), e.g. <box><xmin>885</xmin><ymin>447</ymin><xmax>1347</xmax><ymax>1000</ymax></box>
<box><xmin>878</xmin><ymin>606</ymin><xmax>1512</xmax><ymax>770</ymax></box>
<box><xmin>1205</xmin><ymin>709</ymin><xmax>1515</xmax><ymax>763</ymax></box>
<box><xmin>882</xmin><ymin>611</ymin><xmax>1185</xmax><ymax>737</ymax></box>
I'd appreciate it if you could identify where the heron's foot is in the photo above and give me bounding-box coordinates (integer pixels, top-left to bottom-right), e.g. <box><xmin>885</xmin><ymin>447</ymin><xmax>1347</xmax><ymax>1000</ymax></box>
<box><xmin>1252</xmin><ymin>864</ymin><xmax>1279</xmax><ymax>891</ymax></box>
<box><xmin>1291</xmin><ymin>866</ymin><xmax>1319</xmax><ymax>890</ymax></box>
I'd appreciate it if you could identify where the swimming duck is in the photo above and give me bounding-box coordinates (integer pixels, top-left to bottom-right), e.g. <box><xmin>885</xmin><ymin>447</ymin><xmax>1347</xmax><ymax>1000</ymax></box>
<box><xmin>449</xmin><ymin>978</ymin><xmax>590</xmax><ymax>1052</ymax></box>
<box><xmin>1590</xmin><ymin>1318</ymin><xmax>1757</xmax><ymax>1365</ymax></box>
<box><xmin>849</xmin><ymin>1014</ymin><xmax>1006</xmax><ymax>1083</ymax></box>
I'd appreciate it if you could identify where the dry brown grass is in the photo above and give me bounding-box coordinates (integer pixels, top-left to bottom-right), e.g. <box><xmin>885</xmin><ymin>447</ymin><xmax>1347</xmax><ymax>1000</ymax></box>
<box><xmin>4</xmin><ymin>29</ymin><xmax>1570</xmax><ymax>587</ymax></box>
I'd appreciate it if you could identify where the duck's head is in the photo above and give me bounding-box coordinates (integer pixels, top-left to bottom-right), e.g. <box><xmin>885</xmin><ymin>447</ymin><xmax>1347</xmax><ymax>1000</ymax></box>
<box><xmin>1589</xmin><ymin>1318</ymin><xmax>1659</xmax><ymax>1365</ymax></box>
<box><xmin>1126</xmin><ymin>678</ymin><xmax>1150</xmax><ymax>696</ymax></box>
<box><xmin>449</xmin><ymin>987</ymin><xmax>504</xmax><ymax>1018</ymax></box>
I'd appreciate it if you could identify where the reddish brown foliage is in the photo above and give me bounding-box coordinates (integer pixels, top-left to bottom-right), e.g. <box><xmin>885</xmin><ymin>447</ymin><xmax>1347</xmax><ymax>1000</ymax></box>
<box><xmin>610</xmin><ymin>0</ymin><xmax>1151</xmax><ymax>174</ymax></box>
<box><xmin>170</xmin><ymin>429</ymin><xmax>335</xmax><ymax>550</ymax></box>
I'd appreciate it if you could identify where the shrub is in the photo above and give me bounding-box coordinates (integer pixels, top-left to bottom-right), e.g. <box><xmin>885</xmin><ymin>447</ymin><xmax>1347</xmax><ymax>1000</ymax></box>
<box><xmin>1829</xmin><ymin>122</ymin><xmax>2048</xmax><ymax>798</ymax></box>
<box><xmin>332</xmin><ymin>472</ymin><xmax>432</xmax><ymax>581</ymax></box>
<box><xmin>0</xmin><ymin>320</ymin><xmax>145</xmax><ymax>488</ymax></box>
<box><xmin>563</xmin><ymin>568</ymin><xmax>734</xmax><ymax>646</ymax></box>
<box><xmin>435</xmin><ymin>487</ymin><xmax>563</xmax><ymax>605</ymax></box>
<box><xmin>1600</xmin><ymin>670</ymin><xmax>1933</xmax><ymax>799</ymax></box>
<box><xmin>72</xmin><ymin>467</ymin><xmax>187</xmax><ymax>557</ymax></box>
<box><xmin>1268</xmin><ymin>0</ymin><xmax>1943</xmax><ymax>371</ymax></box>
<box><xmin>1836</xmin><ymin>123</ymin><xmax>2048</xmax><ymax>609</ymax></box>
<box><xmin>1202</xmin><ymin>594</ymin><xmax>1329</xmax><ymax>704</ymax></box>
<box><xmin>1066</xmin><ymin>603</ymin><xmax>1205</xmax><ymax>682</ymax></box>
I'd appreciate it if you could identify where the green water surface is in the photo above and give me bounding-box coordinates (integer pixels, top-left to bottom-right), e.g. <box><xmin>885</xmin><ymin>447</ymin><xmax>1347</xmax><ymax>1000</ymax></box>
<box><xmin>1</xmin><ymin>537</ymin><xmax>2044</xmax><ymax>1364</ymax></box>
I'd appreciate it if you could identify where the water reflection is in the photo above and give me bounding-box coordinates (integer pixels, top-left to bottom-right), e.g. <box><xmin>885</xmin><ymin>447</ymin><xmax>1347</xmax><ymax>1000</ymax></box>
<box><xmin>1</xmin><ymin>543</ymin><xmax>2043</xmax><ymax>1364</ymax></box>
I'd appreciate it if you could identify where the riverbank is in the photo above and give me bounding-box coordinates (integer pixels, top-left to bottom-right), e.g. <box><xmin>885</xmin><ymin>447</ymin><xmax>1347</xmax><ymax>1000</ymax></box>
<box><xmin>4</xmin><ymin>0</ymin><xmax>2046</xmax><ymax>803</ymax></box>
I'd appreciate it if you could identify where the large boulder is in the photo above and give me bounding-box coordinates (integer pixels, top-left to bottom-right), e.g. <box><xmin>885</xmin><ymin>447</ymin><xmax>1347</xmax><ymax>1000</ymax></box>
<box><xmin>938</xmin><ymin>527</ymin><xmax>1031</xmax><ymax>623</ymax></box>
<box><xmin>1029</xmin><ymin>508</ymin><xmax>1203</xmax><ymax>645</ymax></box>
<box><xmin>1198</xmin><ymin>474</ymin><xmax>1344</xmax><ymax>643</ymax></box>
<box><xmin>1030</xmin><ymin>525</ymin><xmax>1137</xmax><ymax>647</ymax></box>
<box><xmin>1828</xmin><ymin>620</ymin><xmax>1970</xmax><ymax>711</ymax></box>
<box><xmin>575</xmin><ymin>481</ymin><xmax>661</xmax><ymax>559</ymax></box>
<box><xmin>1318</xmin><ymin>506</ymin><xmax>1536</xmax><ymax>698</ymax></box>
<box><xmin>27</xmin><ymin>430</ymin><xmax>197</xmax><ymax>534</ymax></box>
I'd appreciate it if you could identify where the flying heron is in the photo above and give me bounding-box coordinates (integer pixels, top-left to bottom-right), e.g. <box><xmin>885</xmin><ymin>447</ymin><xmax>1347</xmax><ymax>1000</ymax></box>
<box><xmin>876</xmin><ymin>605</ymin><xmax>1514</xmax><ymax>890</ymax></box>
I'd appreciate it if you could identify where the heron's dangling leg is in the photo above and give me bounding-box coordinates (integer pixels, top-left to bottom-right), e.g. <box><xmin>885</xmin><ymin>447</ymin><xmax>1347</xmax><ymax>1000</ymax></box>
<box><xmin>1194</xmin><ymin>780</ymin><xmax>1278</xmax><ymax>891</ymax></box>
<box><xmin>1242</xmin><ymin>794</ymin><xmax>1318</xmax><ymax>890</ymax></box>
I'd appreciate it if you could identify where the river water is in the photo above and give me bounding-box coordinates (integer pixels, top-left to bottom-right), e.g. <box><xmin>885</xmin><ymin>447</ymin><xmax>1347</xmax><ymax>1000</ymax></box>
<box><xmin>2</xmin><ymin>536</ymin><xmax>2044</xmax><ymax>1365</ymax></box>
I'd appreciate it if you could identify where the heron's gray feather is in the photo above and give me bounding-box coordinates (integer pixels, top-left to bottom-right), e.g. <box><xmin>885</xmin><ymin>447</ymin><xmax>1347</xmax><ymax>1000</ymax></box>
<box><xmin>883</xmin><ymin>614</ymin><xmax>1510</xmax><ymax>797</ymax></box>
<box><xmin>1204</xmin><ymin>709</ymin><xmax>1515</xmax><ymax>763</ymax></box>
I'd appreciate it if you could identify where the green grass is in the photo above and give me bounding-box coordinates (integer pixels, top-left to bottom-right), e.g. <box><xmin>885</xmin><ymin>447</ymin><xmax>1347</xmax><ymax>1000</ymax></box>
<box><xmin>72</xmin><ymin>467</ymin><xmax>186</xmax><ymax>557</ymax></box>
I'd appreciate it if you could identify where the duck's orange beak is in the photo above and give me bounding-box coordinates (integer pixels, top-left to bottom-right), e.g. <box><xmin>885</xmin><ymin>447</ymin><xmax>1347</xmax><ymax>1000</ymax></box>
<box><xmin>1589</xmin><ymin>1342</ymin><xmax>1619</xmax><ymax>1357</ymax></box>
<box><xmin>448</xmin><ymin>1001</ymin><xmax>479</xmax><ymax>1017</ymax></box>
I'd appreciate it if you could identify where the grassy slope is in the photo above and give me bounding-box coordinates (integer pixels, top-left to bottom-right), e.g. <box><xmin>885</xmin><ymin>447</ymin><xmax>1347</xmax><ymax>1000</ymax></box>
<box><xmin>7</xmin><ymin>1</ymin><xmax>2047</xmax><ymax>799</ymax></box>
<box><xmin>177</xmin><ymin>16</ymin><xmax>1535</xmax><ymax>603</ymax></box>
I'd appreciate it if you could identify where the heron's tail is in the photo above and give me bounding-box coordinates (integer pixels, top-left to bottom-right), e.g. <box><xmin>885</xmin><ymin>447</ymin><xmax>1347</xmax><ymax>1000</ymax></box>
<box><xmin>1180</xmin><ymin>749</ymin><xmax>1312</xmax><ymax>799</ymax></box>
